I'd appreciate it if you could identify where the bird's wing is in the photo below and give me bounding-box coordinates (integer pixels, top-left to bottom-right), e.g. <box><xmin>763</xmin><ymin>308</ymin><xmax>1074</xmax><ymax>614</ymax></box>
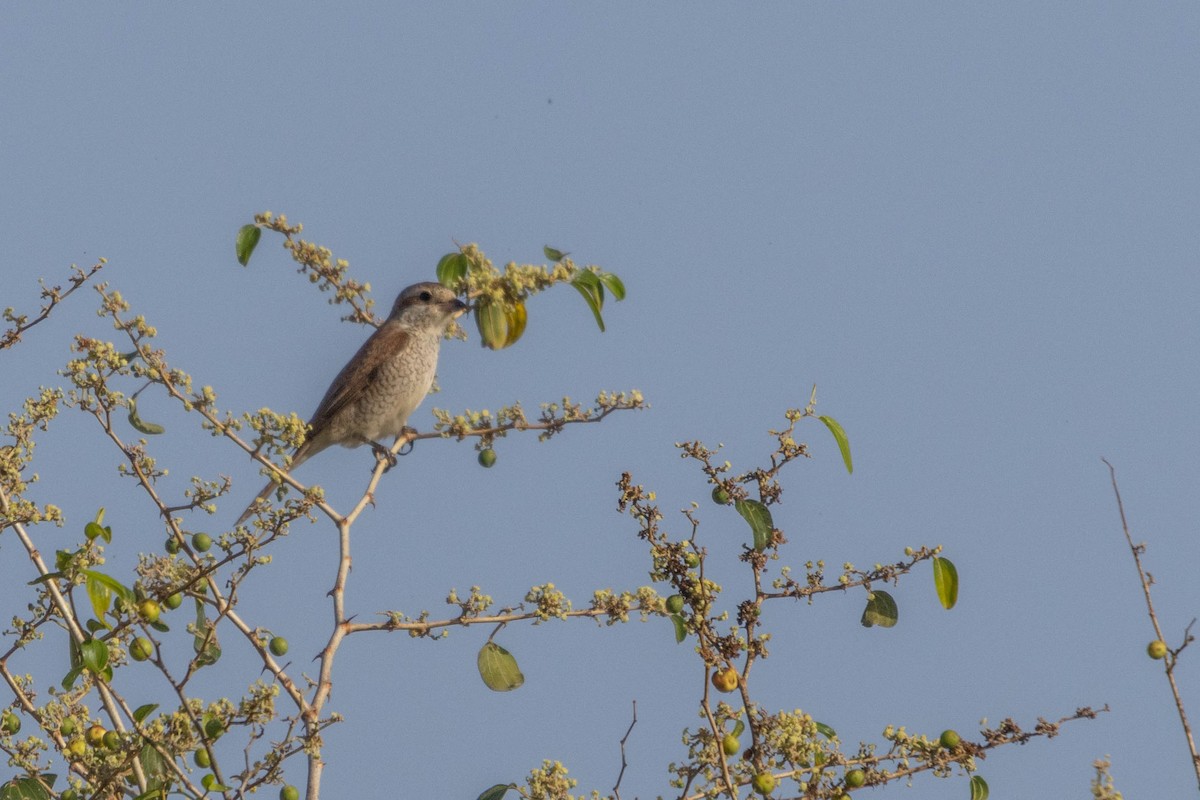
<box><xmin>307</xmin><ymin>324</ymin><xmax>411</xmax><ymax>432</ymax></box>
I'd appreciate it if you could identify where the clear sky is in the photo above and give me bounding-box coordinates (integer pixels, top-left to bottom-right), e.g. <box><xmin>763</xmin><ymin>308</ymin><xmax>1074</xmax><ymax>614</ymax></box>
<box><xmin>2</xmin><ymin>3</ymin><xmax>1198</xmax><ymax>798</ymax></box>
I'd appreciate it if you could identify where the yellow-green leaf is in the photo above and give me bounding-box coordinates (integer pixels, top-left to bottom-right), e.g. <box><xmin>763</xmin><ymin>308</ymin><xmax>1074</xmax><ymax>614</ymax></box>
<box><xmin>860</xmin><ymin>590</ymin><xmax>898</xmax><ymax>628</ymax></box>
<box><xmin>503</xmin><ymin>300</ymin><xmax>527</xmax><ymax>348</ymax></box>
<box><xmin>543</xmin><ymin>245</ymin><xmax>568</xmax><ymax>262</ymax></box>
<box><xmin>474</xmin><ymin>300</ymin><xmax>508</xmax><ymax>350</ymax></box>
<box><xmin>818</xmin><ymin>415</ymin><xmax>852</xmax><ymax>474</ymax></box>
<box><xmin>436</xmin><ymin>252</ymin><xmax>468</xmax><ymax>288</ymax></box>
<box><xmin>597</xmin><ymin>271</ymin><xmax>626</xmax><ymax>301</ymax></box>
<box><xmin>235</xmin><ymin>224</ymin><xmax>261</xmax><ymax>267</ymax></box>
<box><xmin>734</xmin><ymin>498</ymin><xmax>774</xmax><ymax>552</ymax></box>
<box><xmin>477</xmin><ymin>785</ymin><xmax>514</xmax><ymax>800</ymax></box>
<box><xmin>128</xmin><ymin>397</ymin><xmax>165</xmax><ymax>435</ymax></box>
<box><xmin>670</xmin><ymin>614</ymin><xmax>687</xmax><ymax>643</ymax></box>
<box><xmin>571</xmin><ymin>271</ymin><xmax>606</xmax><ymax>332</ymax></box>
<box><xmin>478</xmin><ymin>641</ymin><xmax>524</xmax><ymax>692</ymax></box>
<box><xmin>933</xmin><ymin>556</ymin><xmax>958</xmax><ymax>610</ymax></box>
<box><xmin>969</xmin><ymin>775</ymin><xmax>989</xmax><ymax>800</ymax></box>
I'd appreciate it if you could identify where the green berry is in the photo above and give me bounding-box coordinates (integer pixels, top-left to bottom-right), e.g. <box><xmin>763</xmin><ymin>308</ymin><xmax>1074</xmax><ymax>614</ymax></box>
<box><xmin>751</xmin><ymin>772</ymin><xmax>776</xmax><ymax>795</ymax></box>
<box><xmin>194</xmin><ymin>748</ymin><xmax>211</xmax><ymax>768</ymax></box>
<box><xmin>129</xmin><ymin>637</ymin><xmax>154</xmax><ymax>662</ymax></box>
<box><xmin>102</xmin><ymin>730</ymin><xmax>121</xmax><ymax>750</ymax></box>
<box><xmin>269</xmin><ymin>636</ymin><xmax>289</xmax><ymax>657</ymax></box>
<box><xmin>939</xmin><ymin>729</ymin><xmax>961</xmax><ymax>749</ymax></box>
<box><xmin>665</xmin><ymin>595</ymin><xmax>685</xmax><ymax>614</ymax></box>
<box><xmin>67</xmin><ymin>738</ymin><xmax>87</xmax><ymax>758</ymax></box>
<box><xmin>1</xmin><ymin>711</ymin><xmax>20</xmax><ymax>735</ymax></box>
<box><xmin>684</xmin><ymin>552</ymin><xmax>700</xmax><ymax>568</ymax></box>
<box><xmin>165</xmin><ymin>537</ymin><xmax>180</xmax><ymax>554</ymax></box>
<box><xmin>164</xmin><ymin>592</ymin><xmax>183</xmax><ymax>610</ymax></box>
<box><xmin>478</xmin><ymin>448</ymin><xmax>497</xmax><ymax>468</ymax></box>
<box><xmin>845</xmin><ymin>768</ymin><xmax>866</xmax><ymax>788</ymax></box>
<box><xmin>1148</xmin><ymin>640</ymin><xmax>1168</xmax><ymax>659</ymax></box>
<box><xmin>721</xmin><ymin>733</ymin><xmax>740</xmax><ymax>756</ymax></box>
<box><xmin>280</xmin><ymin>786</ymin><xmax>300</xmax><ymax>800</ymax></box>
<box><xmin>60</xmin><ymin>718</ymin><xmax>77</xmax><ymax>736</ymax></box>
<box><xmin>204</xmin><ymin>718</ymin><xmax>225</xmax><ymax>740</ymax></box>
<box><xmin>192</xmin><ymin>532</ymin><xmax>213</xmax><ymax>552</ymax></box>
<box><xmin>711</xmin><ymin>486</ymin><xmax>731</xmax><ymax>505</ymax></box>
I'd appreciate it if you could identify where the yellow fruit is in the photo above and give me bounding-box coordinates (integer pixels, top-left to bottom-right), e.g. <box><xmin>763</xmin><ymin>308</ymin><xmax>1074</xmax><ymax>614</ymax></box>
<box><xmin>138</xmin><ymin>600</ymin><xmax>161</xmax><ymax>623</ymax></box>
<box><xmin>164</xmin><ymin>592</ymin><xmax>183</xmax><ymax>610</ymax></box>
<box><xmin>711</xmin><ymin>667</ymin><xmax>739</xmax><ymax>693</ymax></box>
<box><xmin>86</xmin><ymin>725</ymin><xmax>106</xmax><ymax>747</ymax></box>
<box><xmin>751</xmin><ymin>772</ymin><xmax>776</xmax><ymax>795</ymax></box>
<box><xmin>130</xmin><ymin>637</ymin><xmax>154</xmax><ymax>662</ymax></box>
<box><xmin>280</xmin><ymin>786</ymin><xmax>300</xmax><ymax>800</ymax></box>
<box><xmin>194</xmin><ymin>748</ymin><xmax>211</xmax><ymax>768</ymax></box>
<box><xmin>1147</xmin><ymin>640</ymin><xmax>1168</xmax><ymax>659</ymax></box>
<box><xmin>845</xmin><ymin>768</ymin><xmax>866</xmax><ymax>788</ymax></box>
<box><xmin>67</xmin><ymin>738</ymin><xmax>87</xmax><ymax>758</ymax></box>
<box><xmin>721</xmin><ymin>733</ymin><xmax>740</xmax><ymax>756</ymax></box>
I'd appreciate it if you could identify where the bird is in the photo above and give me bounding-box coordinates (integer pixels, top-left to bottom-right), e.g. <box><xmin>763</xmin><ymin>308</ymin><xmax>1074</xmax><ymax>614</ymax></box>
<box><xmin>235</xmin><ymin>281</ymin><xmax>468</xmax><ymax>525</ymax></box>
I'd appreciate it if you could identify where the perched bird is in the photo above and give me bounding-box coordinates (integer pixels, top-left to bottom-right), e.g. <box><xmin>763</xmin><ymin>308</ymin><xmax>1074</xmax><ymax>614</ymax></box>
<box><xmin>235</xmin><ymin>281</ymin><xmax>468</xmax><ymax>525</ymax></box>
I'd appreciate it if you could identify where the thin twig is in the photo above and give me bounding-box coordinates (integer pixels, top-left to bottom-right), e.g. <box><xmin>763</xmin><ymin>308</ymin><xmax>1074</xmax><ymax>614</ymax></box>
<box><xmin>1103</xmin><ymin>458</ymin><xmax>1200</xmax><ymax>790</ymax></box>
<box><xmin>612</xmin><ymin>700</ymin><xmax>637</xmax><ymax>800</ymax></box>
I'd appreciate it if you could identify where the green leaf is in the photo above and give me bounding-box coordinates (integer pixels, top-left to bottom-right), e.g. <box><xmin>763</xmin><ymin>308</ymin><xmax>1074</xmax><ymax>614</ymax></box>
<box><xmin>128</xmin><ymin>397</ymin><xmax>165</xmax><ymax>435</ymax></box>
<box><xmin>815</xmin><ymin>721</ymin><xmax>837</xmax><ymax>739</ymax></box>
<box><xmin>734</xmin><ymin>499</ymin><xmax>774</xmax><ymax>552</ymax></box>
<box><xmin>0</xmin><ymin>776</ymin><xmax>54</xmax><ymax>800</ymax></box>
<box><xmin>477</xmin><ymin>641</ymin><xmax>524</xmax><ymax>692</ymax></box>
<box><xmin>84</xmin><ymin>575</ymin><xmax>112</xmax><ymax>627</ymax></box>
<box><xmin>818</xmin><ymin>415</ymin><xmax>852</xmax><ymax>474</ymax></box>
<box><xmin>477</xmin><ymin>785</ymin><xmax>514</xmax><ymax>800</ymax></box>
<box><xmin>235</xmin><ymin>224</ymin><xmax>261</xmax><ymax>267</ymax></box>
<box><xmin>933</xmin><ymin>556</ymin><xmax>959</xmax><ymax>610</ymax></box>
<box><xmin>474</xmin><ymin>300</ymin><xmax>508</xmax><ymax>350</ymax></box>
<box><xmin>597</xmin><ymin>271</ymin><xmax>626</xmax><ymax>301</ymax></box>
<box><xmin>570</xmin><ymin>271</ymin><xmax>606</xmax><ymax>332</ymax></box>
<box><xmin>860</xmin><ymin>590</ymin><xmax>898</xmax><ymax>628</ymax></box>
<box><xmin>132</xmin><ymin>704</ymin><xmax>159</xmax><ymax>724</ymax></box>
<box><xmin>543</xmin><ymin>246</ymin><xmax>567</xmax><ymax>262</ymax></box>
<box><xmin>192</xmin><ymin>602</ymin><xmax>221</xmax><ymax>668</ymax></box>
<box><xmin>80</xmin><ymin>569</ymin><xmax>133</xmax><ymax>602</ymax></box>
<box><xmin>670</xmin><ymin>614</ymin><xmax>687</xmax><ymax>643</ymax></box>
<box><xmin>60</xmin><ymin>665</ymin><xmax>82</xmax><ymax>690</ymax></box>
<box><xmin>436</xmin><ymin>252</ymin><xmax>468</xmax><ymax>287</ymax></box>
<box><xmin>80</xmin><ymin>639</ymin><xmax>108</xmax><ymax>674</ymax></box>
<box><xmin>969</xmin><ymin>775</ymin><xmax>989</xmax><ymax>800</ymax></box>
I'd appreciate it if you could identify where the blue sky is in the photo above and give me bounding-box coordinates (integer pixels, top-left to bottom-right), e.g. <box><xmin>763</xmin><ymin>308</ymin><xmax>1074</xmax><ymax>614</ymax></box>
<box><xmin>2</xmin><ymin>4</ymin><xmax>1198</xmax><ymax>797</ymax></box>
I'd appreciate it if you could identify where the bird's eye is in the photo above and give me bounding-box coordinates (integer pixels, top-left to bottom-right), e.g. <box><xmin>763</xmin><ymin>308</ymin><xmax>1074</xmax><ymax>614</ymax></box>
<box><xmin>419</xmin><ymin>291</ymin><xmax>432</xmax><ymax>302</ymax></box>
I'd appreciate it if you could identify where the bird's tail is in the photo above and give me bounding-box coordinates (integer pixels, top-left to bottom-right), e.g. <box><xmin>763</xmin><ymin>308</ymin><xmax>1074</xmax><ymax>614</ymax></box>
<box><xmin>233</xmin><ymin>446</ymin><xmax>313</xmax><ymax>526</ymax></box>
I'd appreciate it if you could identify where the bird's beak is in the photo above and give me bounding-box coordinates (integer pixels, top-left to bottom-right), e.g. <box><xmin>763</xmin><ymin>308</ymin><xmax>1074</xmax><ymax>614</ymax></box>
<box><xmin>449</xmin><ymin>298</ymin><xmax>469</xmax><ymax>318</ymax></box>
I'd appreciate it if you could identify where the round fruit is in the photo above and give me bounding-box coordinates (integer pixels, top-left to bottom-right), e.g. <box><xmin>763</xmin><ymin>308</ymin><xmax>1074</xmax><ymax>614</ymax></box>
<box><xmin>721</xmin><ymin>733</ymin><xmax>740</xmax><ymax>756</ymax></box>
<box><xmin>269</xmin><ymin>636</ymin><xmax>289</xmax><ymax>657</ymax></box>
<box><xmin>86</xmin><ymin>725</ymin><xmax>107</xmax><ymax>747</ymax></box>
<box><xmin>711</xmin><ymin>486</ymin><xmax>731</xmax><ymax>505</ymax></box>
<box><xmin>1147</xmin><ymin>640</ymin><xmax>1168</xmax><ymax>660</ymax></box>
<box><xmin>194</xmin><ymin>748</ymin><xmax>211</xmax><ymax>768</ymax></box>
<box><xmin>60</xmin><ymin>718</ymin><xmax>77</xmax><ymax>736</ymax></box>
<box><xmin>164</xmin><ymin>592</ymin><xmax>183</xmax><ymax>610</ymax></box>
<box><xmin>684</xmin><ymin>552</ymin><xmax>701</xmax><ymax>568</ymax></box>
<box><xmin>67</xmin><ymin>738</ymin><xmax>87</xmax><ymax>758</ymax></box>
<box><xmin>129</xmin><ymin>637</ymin><xmax>154</xmax><ymax>662</ymax></box>
<box><xmin>102</xmin><ymin>730</ymin><xmax>120</xmax><ymax>750</ymax></box>
<box><xmin>204</xmin><ymin>718</ymin><xmax>225</xmax><ymax>740</ymax></box>
<box><xmin>751</xmin><ymin>772</ymin><xmax>776</xmax><ymax>795</ymax></box>
<box><xmin>478</xmin><ymin>448</ymin><xmax>497</xmax><ymax>468</ymax></box>
<box><xmin>665</xmin><ymin>595</ymin><xmax>685</xmax><ymax>614</ymax></box>
<box><xmin>1</xmin><ymin>711</ymin><xmax>19</xmax><ymax>735</ymax></box>
<box><xmin>939</xmin><ymin>729</ymin><xmax>961</xmax><ymax>749</ymax></box>
<box><xmin>280</xmin><ymin>786</ymin><xmax>300</xmax><ymax>800</ymax></box>
<box><xmin>192</xmin><ymin>533</ymin><xmax>213</xmax><ymax>552</ymax></box>
<box><xmin>61</xmin><ymin>790</ymin><xmax>78</xmax><ymax>800</ymax></box>
<box><xmin>711</xmin><ymin>667</ymin><xmax>739</xmax><ymax>693</ymax></box>
<box><xmin>138</xmin><ymin>600</ymin><xmax>161</xmax><ymax>623</ymax></box>
<box><xmin>165</xmin><ymin>537</ymin><xmax>180</xmax><ymax>554</ymax></box>
<box><xmin>845</xmin><ymin>768</ymin><xmax>866</xmax><ymax>788</ymax></box>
